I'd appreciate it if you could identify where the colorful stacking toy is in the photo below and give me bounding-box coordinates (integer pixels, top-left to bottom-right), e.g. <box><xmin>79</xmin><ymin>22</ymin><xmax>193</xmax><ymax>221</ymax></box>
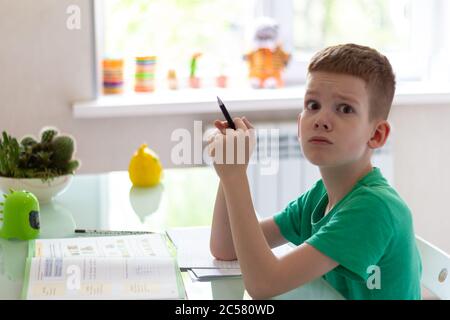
<box><xmin>102</xmin><ymin>59</ymin><xmax>124</xmax><ymax>94</ymax></box>
<box><xmin>135</xmin><ymin>56</ymin><xmax>156</xmax><ymax>93</ymax></box>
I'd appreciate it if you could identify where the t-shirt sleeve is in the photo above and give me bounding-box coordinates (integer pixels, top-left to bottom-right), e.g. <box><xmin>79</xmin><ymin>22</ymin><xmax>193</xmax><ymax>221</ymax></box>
<box><xmin>305</xmin><ymin>195</ymin><xmax>394</xmax><ymax>282</ymax></box>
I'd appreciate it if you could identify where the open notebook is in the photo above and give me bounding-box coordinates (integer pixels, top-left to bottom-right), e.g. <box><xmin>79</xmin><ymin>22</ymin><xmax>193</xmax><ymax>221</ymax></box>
<box><xmin>21</xmin><ymin>234</ymin><xmax>185</xmax><ymax>300</ymax></box>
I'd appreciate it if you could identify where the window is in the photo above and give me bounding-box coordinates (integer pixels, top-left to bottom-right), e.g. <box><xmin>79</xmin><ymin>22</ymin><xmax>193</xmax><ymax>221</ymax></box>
<box><xmin>293</xmin><ymin>0</ymin><xmax>411</xmax><ymax>52</ymax></box>
<box><xmin>279</xmin><ymin>0</ymin><xmax>450</xmax><ymax>83</ymax></box>
<box><xmin>97</xmin><ymin>0</ymin><xmax>450</xmax><ymax>95</ymax></box>
<box><xmin>99</xmin><ymin>0</ymin><xmax>257</xmax><ymax>92</ymax></box>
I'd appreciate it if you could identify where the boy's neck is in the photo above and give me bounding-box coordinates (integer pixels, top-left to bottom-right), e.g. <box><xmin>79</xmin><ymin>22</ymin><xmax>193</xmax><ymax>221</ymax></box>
<box><xmin>320</xmin><ymin>161</ymin><xmax>373</xmax><ymax>214</ymax></box>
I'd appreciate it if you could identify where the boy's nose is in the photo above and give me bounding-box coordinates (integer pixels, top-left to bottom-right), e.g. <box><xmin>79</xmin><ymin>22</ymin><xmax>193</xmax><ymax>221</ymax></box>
<box><xmin>314</xmin><ymin>118</ymin><xmax>331</xmax><ymax>131</ymax></box>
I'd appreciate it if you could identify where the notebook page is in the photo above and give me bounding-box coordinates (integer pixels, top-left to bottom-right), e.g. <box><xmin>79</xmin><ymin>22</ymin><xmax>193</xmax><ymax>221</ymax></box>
<box><xmin>23</xmin><ymin>256</ymin><xmax>182</xmax><ymax>300</ymax></box>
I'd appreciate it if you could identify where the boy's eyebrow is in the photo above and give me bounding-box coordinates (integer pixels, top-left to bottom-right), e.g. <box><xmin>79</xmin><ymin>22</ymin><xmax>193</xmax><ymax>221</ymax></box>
<box><xmin>305</xmin><ymin>89</ymin><xmax>361</xmax><ymax>106</ymax></box>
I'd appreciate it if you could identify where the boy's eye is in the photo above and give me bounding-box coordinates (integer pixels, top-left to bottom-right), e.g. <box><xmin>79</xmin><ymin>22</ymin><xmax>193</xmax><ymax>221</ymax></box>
<box><xmin>337</xmin><ymin>104</ymin><xmax>354</xmax><ymax>114</ymax></box>
<box><xmin>305</xmin><ymin>100</ymin><xmax>320</xmax><ymax>110</ymax></box>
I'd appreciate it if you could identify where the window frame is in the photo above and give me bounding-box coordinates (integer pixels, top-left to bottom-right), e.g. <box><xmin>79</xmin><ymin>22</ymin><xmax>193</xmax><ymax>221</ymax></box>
<box><xmin>93</xmin><ymin>0</ymin><xmax>105</xmax><ymax>97</ymax></box>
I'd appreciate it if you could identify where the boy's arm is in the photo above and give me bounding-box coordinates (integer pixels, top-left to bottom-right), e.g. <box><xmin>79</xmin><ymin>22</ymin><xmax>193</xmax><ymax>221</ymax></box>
<box><xmin>222</xmin><ymin>174</ymin><xmax>339</xmax><ymax>300</ymax></box>
<box><xmin>209</xmin><ymin>118</ymin><xmax>287</xmax><ymax>261</ymax></box>
<box><xmin>210</xmin><ymin>182</ymin><xmax>235</xmax><ymax>260</ymax></box>
<box><xmin>210</xmin><ymin>182</ymin><xmax>288</xmax><ymax>261</ymax></box>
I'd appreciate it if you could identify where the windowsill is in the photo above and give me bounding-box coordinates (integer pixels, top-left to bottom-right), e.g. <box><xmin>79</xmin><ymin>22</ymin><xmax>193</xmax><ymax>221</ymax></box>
<box><xmin>73</xmin><ymin>82</ymin><xmax>450</xmax><ymax>119</ymax></box>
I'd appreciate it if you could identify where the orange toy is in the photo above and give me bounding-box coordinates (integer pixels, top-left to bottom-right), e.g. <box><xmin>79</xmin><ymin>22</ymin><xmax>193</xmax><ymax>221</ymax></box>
<box><xmin>244</xmin><ymin>17</ymin><xmax>291</xmax><ymax>89</ymax></box>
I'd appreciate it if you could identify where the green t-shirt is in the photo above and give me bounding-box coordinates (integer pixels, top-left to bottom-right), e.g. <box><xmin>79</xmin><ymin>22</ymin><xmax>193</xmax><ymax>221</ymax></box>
<box><xmin>273</xmin><ymin>167</ymin><xmax>422</xmax><ymax>300</ymax></box>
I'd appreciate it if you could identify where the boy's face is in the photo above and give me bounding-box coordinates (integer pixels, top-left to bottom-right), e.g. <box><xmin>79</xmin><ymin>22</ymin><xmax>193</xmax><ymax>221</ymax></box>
<box><xmin>298</xmin><ymin>71</ymin><xmax>376</xmax><ymax>168</ymax></box>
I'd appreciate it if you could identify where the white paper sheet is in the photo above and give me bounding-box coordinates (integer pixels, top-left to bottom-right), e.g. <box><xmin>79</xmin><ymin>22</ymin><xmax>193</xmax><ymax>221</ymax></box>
<box><xmin>166</xmin><ymin>226</ymin><xmax>240</xmax><ymax>269</ymax></box>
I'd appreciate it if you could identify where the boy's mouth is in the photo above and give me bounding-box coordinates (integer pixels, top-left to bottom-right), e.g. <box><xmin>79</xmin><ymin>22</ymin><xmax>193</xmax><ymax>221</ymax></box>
<box><xmin>308</xmin><ymin>136</ymin><xmax>333</xmax><ymax>145</ymax></box>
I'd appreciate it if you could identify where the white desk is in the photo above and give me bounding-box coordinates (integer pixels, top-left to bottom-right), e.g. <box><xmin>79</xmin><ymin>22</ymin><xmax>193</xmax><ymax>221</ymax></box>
<box><xmin>0</xmin><ymin>167</ymin><xmax>343</xmax><ymax>300</ymax></box>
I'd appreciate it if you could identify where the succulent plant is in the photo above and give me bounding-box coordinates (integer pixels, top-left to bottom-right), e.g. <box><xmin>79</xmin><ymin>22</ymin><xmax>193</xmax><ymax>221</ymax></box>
<box><xmin>0</xmin><ymin>128</ymin><xmax>80</xmax><ymax>181</ymax></box>
<box><xmin>51</xmin><ymin>135</ymin><xmax>74</xmax><ymax>169</ymax></box>
<box><xmin>20</xmin><ymin>136</ymin><xmax>38</xmax><ymax>147</ymax></box>
<box><xmin>40</xmin><ymin>128</ymin><xmax>58</xmax><ymax>144</ymax></box>
<box><xmin>0</xmin><ymin>132</ymin><xmax>20</xmax><ymax>178</ymax></box>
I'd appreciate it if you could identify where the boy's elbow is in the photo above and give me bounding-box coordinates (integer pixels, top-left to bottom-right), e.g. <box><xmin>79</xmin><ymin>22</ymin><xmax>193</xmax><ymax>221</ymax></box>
<box><xmin>211</xmin><ymin>251</ymin><xmax>237</xmax><ymax>261</ymax></box>
<box><xmin>247</xmin><ymin>289</ymin><xmax>268</xmax><ymax>300</ymax></box>
<box><xmin>209</xmin><ymin>242</ymin><xmax>237</xmax><ymax>261</ymax></box>
<box><xmin>246</xmin><ymin>282</ymin><xmax>273</xmax><ymax>300</ymax></box>
<box><xmin>244</xmin><ymin>267</ymin><xmax>283</xmax><ymax>300</ymax></box>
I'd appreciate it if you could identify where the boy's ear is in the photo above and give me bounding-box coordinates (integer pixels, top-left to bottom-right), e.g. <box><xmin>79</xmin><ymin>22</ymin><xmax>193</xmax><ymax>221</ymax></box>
<box><xmin>297</xmin><ymin>113</ymin><xmax>302</xmax><ymax>139</ymax></box>
<box><xmin>368</xmin><ymin>120</ymin><xmax>390</xmax><ymax>149</ymax></box>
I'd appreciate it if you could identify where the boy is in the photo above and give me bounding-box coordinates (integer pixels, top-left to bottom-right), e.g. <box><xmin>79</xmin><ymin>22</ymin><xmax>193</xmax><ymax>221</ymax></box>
<box><xmin>207</xmin><ymin>43</ymin><xmax>422</xmax><ymax>300</ymax></box>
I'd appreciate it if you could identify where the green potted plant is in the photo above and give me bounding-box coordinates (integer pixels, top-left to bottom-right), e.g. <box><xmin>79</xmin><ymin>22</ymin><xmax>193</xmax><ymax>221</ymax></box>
<box><xmin>0</xmin><ymin>127</ymin><xmax>80</xmax><ymax>203</ymax></box>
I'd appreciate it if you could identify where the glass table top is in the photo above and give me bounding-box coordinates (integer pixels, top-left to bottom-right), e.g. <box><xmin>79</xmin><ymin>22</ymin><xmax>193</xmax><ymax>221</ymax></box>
<box><xmin>0</xmin><ymin>167</ymin><xmax>343</xmax><ymax>300</ymax></box>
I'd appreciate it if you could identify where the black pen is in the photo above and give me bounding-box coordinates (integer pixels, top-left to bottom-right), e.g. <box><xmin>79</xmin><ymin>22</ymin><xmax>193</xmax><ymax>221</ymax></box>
<box><xmin>74</xmin><ymin>229</ymin><xmax>157</xmax><ymax>235</ymax></box>
<box><xmin>217</xmin><ymin>96</ymin><xmax>236</xmax><ymax>130</ymax></box>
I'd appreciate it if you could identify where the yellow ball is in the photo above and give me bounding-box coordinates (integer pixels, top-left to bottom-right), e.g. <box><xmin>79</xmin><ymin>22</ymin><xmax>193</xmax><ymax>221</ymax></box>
<box><xmin>128</xmin><ymin>144</ymin><xmax>163</xmax><ymax>187</ymax></box>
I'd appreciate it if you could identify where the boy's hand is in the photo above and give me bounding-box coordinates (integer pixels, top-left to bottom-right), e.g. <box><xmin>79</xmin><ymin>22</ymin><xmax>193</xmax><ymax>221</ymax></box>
<box><xmin>207</xmin><ymin>117</ymin><xmax>256</xmax><ymax>181</ymax></box>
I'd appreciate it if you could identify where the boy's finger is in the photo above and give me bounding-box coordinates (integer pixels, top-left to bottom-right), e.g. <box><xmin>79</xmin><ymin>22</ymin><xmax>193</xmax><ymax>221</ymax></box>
<box><xmin>214</xmin><ymin>120</ymin><xmax>228</xmax><ymax>134</ymax></box>
<box><xmin>233</xmin><ymin>117</ymin><xmax>247</xmax><ymax>130</ymax></box>
<box><xmin>242</xmin><ymin>117</ymin><xmax>254</xmax><ymax>129</ymax></box>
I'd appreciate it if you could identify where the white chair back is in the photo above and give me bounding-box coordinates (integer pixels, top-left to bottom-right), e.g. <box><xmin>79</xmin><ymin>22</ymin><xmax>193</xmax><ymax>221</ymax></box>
<box><xmin>416</xmin><ymin>235</ymin><xmax>449</xmax><ymax>299</ymax></box>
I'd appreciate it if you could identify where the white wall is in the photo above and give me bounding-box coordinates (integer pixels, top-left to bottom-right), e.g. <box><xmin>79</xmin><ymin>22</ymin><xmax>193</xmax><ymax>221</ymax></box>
<box><xmin>1</xmin><ymin>0</ymin><xmax>449</xmax><ymax>254</ymax></box>
<box><xmin>390</xmin><ymin>106</ymin><xmax>450</xmax><ymax>254</ymax></box>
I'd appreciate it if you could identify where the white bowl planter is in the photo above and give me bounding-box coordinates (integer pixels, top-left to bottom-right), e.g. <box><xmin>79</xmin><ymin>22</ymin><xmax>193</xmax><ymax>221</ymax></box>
<box><xmin>0</xmin><ymin>175</ymin><xmax>73</xmax><ymax>204</ymax></box>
